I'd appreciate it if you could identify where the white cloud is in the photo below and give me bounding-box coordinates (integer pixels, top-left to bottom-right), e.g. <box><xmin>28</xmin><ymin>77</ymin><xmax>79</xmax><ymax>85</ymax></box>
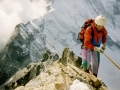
<box><xmin>0</xmin><ymin>0</ymin><xmax>49</xmax><ymax>51</ymax></box>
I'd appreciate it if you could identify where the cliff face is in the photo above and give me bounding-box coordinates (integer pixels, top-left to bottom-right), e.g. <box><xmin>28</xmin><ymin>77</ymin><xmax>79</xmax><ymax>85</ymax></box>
<box><xmin>1</xmin><ymin>48</ymin><xmax>108</xmax><ymax>90</ymax></box>
<box><xmin>0</xmin><ymin>23</ymin><xmax>57</xmax><ymax>85</ymax></box>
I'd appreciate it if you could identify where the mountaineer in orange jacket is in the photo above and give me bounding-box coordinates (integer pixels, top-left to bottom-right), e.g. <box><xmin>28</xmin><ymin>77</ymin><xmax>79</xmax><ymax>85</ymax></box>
<box><xmin>81</xmin><ymin>15</ymin><xmax>108</xmax><ymax>77</ymax></box>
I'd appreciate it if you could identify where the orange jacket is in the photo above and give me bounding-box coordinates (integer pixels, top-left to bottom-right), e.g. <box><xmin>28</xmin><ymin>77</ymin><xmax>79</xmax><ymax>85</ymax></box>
<box><xmin>84</xmin><ymin>22</ymin><xmax>108</xmax><ymax>50</ymax></box>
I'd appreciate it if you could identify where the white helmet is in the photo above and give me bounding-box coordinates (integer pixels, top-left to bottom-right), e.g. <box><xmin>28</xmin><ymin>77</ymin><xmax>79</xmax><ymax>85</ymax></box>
<box><xmin>95</xmin><ymin>15</ymin><xmax>106</xmax><ymax>26</ymax></box>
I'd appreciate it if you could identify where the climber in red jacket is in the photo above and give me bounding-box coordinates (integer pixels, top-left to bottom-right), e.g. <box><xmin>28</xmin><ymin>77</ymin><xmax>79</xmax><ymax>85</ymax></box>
<box><xmin>81</xmin><ymin>15</ymin><xmax>108</xmax><ymax>77</ymax></box>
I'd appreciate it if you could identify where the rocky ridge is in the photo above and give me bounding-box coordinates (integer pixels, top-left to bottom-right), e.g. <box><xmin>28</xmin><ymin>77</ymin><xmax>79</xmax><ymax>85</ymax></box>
<box><xmin>0</xmin><ymin>48</ymin><xmax>108</xmax><ymax>90</ymax></box>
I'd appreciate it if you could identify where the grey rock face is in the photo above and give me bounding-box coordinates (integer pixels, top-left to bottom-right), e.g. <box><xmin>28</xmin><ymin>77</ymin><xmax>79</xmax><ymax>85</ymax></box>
<box><xmin>0</xmin><ymin>22</ymin><xmax>57</xmax><ymax>85</ymax></box>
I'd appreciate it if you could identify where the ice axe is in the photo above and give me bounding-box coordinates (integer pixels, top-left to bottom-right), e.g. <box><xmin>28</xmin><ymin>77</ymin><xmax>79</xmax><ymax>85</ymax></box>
<box><xmin>102</xmin><ymin>52</ymin><xmax>120</xmax><ymax>70</ymax></box>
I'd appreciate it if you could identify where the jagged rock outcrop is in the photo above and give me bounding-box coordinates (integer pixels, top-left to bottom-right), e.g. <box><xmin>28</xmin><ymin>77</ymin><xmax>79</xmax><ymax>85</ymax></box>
<box><xmin>0</xmin><ymin>48</ymin><xmax>108</xmax><ymax>90</ymax></box>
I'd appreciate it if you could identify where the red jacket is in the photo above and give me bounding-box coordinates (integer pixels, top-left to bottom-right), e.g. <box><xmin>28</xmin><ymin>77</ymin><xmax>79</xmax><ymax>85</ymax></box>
<box><xmin>84</xmin><ymin>22</ymin><xmax>108</xmax><ymax>50</ymax></box>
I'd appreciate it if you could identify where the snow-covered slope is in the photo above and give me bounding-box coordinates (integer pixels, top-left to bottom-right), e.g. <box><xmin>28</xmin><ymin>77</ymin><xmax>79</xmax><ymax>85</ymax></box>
<box><xmin>24</xmin><ymin>1</ymin><xmax>120</xmax><ymax>90</ymax></box>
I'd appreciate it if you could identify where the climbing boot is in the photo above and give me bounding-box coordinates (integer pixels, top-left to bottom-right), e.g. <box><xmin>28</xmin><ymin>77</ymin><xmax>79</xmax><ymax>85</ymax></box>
<box><xmin>93</xmin><ymin>74</ymin><xmax>97</xmax><ymax>77</ymax></box>
<box><xmin>85</xmin><ymin>70</ymin><xmax>89</xmax><ymax>73</ymax></box>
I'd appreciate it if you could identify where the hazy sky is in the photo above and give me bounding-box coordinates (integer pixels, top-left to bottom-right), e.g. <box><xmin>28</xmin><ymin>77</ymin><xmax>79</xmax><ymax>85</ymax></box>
<box><xmin>0</xmin><ymin>0</ymin><xmax>50</xmax><ymax>51</ymax></box>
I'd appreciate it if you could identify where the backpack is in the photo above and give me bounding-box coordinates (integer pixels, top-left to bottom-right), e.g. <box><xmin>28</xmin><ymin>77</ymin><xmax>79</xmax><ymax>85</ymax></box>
<box><xmin>77</xmin><ymin>19</ymin><xmax>94</xmax><ymax>48</ymax></box>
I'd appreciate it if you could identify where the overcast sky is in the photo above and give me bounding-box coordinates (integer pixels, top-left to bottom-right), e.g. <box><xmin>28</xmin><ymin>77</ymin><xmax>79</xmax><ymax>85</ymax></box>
<box><xmin>0</xmin><ymin>0</ymin><xmax>49</xmax><ymax>51</ymax></box>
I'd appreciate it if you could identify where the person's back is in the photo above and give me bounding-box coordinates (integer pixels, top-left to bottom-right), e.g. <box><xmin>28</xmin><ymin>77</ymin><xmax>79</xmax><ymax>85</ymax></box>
<box><xmin>81</xmin><ymin>15</ymin><xmax>108</xmax><ymax>77</ymax></box>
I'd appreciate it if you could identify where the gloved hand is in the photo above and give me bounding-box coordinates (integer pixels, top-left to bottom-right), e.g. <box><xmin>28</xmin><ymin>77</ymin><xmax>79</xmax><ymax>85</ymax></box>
<box><xmin>94</xmin><ymin>46</ymin><xmax>104</xmax><ymax>53</ymax></box>
<box><xmin>101</xmin><ymin>43</ymin><xmax>106</xmax><ymax>50</ymax></box>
